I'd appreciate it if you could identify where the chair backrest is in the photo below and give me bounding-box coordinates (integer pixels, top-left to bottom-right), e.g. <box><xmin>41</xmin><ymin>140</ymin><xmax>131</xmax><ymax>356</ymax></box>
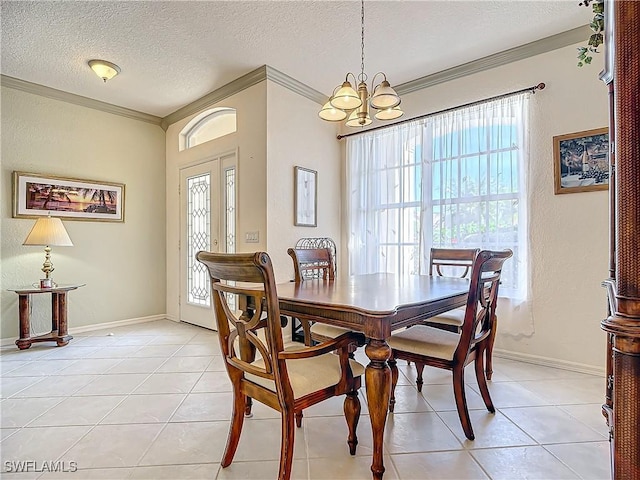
<box><xmin>287</xmin><ymin>247</ymin><xmax>335</xmax><ymax>282</ymax></box>
<box><xmin>295</xmin><ymin>237</ymin><xmax>337</xmax><ymax>273</ymax></box>
<box><xmin>430</xmin><ymin>248</ymin><xmax>480</xmax><ymax>279</ymax></box>
<box><xmin>196</xmin><ymin>251</ymin><xmax>294</xmax><ymax>401</ymax></box>
<box><xmin>455</xmin><ymin>249</ymin><xmax>513</xmax><ymax>362</ymax></box>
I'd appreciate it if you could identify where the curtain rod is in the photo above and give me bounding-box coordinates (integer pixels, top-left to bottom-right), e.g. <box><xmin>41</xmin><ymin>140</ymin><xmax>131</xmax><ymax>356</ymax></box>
<box><xmin>336</xmin><ymin>82</ymin><xmax>545</xmax><ymax>140</ymax></box>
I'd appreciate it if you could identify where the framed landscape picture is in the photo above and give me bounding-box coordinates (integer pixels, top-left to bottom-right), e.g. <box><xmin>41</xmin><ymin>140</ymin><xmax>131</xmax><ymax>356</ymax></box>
<box><xmin>294</xmin><ymin>166</ymin><xmax>317</xmax><ymax>227</ymax></box>
<box><xmin>553</xmin><ymin>127</ymin><xmax>609</xmax><ymax>194</ymax></box>
<box><xmin>13</xmin><ymin>172</ymin><xmax>125</xmax><ymax>222</ymax></box>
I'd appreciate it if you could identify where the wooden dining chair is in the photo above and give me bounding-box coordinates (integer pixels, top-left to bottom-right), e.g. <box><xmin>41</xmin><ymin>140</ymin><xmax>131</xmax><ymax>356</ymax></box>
<box><xmin>196</xmin><ymin>251</ymin><xmax>364</xmax><ymax>480</ymax></box>
<box><xmin>287</xmin><ymin>247</ymin><xmax>353</xmax><ymax>346</ymax></box>
<box><xmin>388</xmin><ymin>249</ymin><xmax>513</xmax><ymax>440</ymax></box>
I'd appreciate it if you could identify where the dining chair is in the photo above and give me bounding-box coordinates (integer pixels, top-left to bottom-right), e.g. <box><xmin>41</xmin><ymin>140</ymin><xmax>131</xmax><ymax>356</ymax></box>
<box><xmin>287</xmin><ymin>247</ymin><xmax>353</xmax><ymax>346</ymax></box>
<box><xmin>426</xmin><ymin>247</ymin><xmax>504</xmax><ymax>378</ymax></box>
<box><xmin>196</xmin><ymin>251</ymin><xmax>364</xmax><ymax>480</ymax></box>
<box><xmin>388</xmin><ymin>249</ymin><xmax>513</xmax><ymax>440</ymax></box>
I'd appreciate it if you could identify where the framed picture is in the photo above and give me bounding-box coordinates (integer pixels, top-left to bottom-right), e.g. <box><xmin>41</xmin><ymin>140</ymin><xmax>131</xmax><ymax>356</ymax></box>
<box><xmin>13</xmin><ymin>171</ymin><xmax>125</xmax><ymax>222</ymax></box>
<box><xmin>553</xmin><ymin>127</ymin><xmax>609</xmax><ymax>194</ymax></box>
<box><xmin>294</xmin><ymin>166</ymin><xmax>317</xmax><ymax>227</ymax></box>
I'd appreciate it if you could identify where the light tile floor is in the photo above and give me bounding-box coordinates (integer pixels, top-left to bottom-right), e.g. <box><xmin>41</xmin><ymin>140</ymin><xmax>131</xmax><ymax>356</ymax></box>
<box><xmin>1</xmin><ymin>320</ymin><xmax>611</xmax><ymax>479</ymax></box>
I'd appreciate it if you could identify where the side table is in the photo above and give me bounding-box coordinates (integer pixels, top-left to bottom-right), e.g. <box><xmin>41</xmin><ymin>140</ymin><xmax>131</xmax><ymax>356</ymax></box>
<box><xmin>7</xmin><ymin>284</ymin><xmax>85</xmax><ymax>350</ymax></box>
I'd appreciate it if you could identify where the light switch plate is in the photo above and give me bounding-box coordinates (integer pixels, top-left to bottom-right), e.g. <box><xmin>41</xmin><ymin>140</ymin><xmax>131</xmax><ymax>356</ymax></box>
<box><xmin>245</xmin><ymin>231</ymin><xmax>259</xmax><ymax>243</ymax></box>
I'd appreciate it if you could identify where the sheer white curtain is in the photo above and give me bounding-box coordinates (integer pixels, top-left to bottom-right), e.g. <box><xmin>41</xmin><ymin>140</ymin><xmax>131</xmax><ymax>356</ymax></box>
<box><xmin>347</xmin><ymin>93</ymin><xmax>533</xmax><ymax>336</ymax></box>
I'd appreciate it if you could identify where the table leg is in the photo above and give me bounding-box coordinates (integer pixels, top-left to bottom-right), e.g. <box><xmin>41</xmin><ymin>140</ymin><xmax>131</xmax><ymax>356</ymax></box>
<box><xmin>365</xmin><ymin>339</ymin><xmax>391</xmax><ymax>480</ymax></box>
<box><xmin>56</xmin><ymin>293</ymin><xmax>71</xmax><ymax>346</ymax></box>
<box><xmin>52</xmin><ymin>293</ymin><xmax>60</xmax><ymax>333</ymax></box>
<box><xmin>16</xmin><ymin>294</ymin><xmax>32</xmax><ymax>350</ymax></box>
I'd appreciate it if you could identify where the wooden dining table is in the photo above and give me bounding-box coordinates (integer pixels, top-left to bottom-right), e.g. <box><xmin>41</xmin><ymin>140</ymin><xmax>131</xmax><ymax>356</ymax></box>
<box><xmin>275</xmin><ymin>273</ymin><xmax>470</xmax><ymax>480</ymax></box>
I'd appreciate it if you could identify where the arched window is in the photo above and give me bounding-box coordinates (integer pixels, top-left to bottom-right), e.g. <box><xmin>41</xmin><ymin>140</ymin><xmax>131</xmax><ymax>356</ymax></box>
<box><xmin>180</xmin><ymin>107</ymin><xmax>237</xmax><ymax>151</ymax></box>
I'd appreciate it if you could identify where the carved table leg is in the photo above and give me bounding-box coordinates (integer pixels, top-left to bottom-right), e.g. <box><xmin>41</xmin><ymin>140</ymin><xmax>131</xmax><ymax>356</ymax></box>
<box><xmin>365</xmin><ymin>339</ymin><xmax>391</xmax><ymax>480</ymax></box>
<box><xmin>56</xmin><ymin>292</ymin><xmax>72</xmax><ymax>346</ymax></box>
<box><xmin>15</xmin><ymin>294</ymin><xmax>32</xmax><ymax>350</ymax></box>
<box><xmin>52</xmin><ymin>292</ymin><xmax>60</xmax><ymax>333</ymax></box>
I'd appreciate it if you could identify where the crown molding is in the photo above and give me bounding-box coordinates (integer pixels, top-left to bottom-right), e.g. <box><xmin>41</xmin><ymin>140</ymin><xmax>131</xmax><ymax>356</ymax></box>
<box><xmin>161</xmin><ymin>66</ymin><xmax>268</xmax><ymax>129</ymax></box>
<box><xmin>265</xmin><ymin>66</ymin><xmax>326</xmax><ymax>105</ymax></box>
<box><xmin>397</xmin><ymin>25</ymin><xmax>592</xmax><ymax>95</ymax></box>
<box><xmin>161</xmin><ymin>65</ymin><xmax>325</xmax><ymax>129</ymax></box>
<box><xmin>1</xmin><ymin>25</ymin><xmax>591</xmax><ymax>130</ymax></box>
<box><xmin>0</xmin><ymin>75</ymin><xmax>162</xmax><ymax>127</ymax></box>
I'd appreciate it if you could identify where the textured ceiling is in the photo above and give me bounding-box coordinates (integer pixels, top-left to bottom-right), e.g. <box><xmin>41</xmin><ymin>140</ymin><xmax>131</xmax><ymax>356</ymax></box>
<box><xmin>1</xmin><ymin>1</ymin><xmax>591</xmax><ymax>118</ymax></box>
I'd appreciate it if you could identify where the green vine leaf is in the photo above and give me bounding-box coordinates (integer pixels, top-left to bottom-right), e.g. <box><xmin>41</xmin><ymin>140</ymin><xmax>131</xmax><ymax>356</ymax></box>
<box><xmin>577</xmin><ymin>0</ymin><xmax>605</xmax><ymax>66</ymax></box>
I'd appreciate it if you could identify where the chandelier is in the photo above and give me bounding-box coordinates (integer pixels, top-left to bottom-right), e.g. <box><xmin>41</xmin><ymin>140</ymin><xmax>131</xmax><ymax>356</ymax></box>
<box><xmin>319</xmin><ymin>0</ymin><xmax>403</xmax><ymax>127</ymax></box>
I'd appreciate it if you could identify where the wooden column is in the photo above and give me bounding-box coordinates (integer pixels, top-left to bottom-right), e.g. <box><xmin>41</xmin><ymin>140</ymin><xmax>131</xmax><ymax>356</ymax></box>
<box><xmin>601</xmin><ymin>2</ymin><xmax>640</xmax><ymax>478</ymax></box>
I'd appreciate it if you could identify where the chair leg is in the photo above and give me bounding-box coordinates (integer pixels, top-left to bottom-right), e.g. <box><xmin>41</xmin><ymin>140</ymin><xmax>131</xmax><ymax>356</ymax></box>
<box><xmin>486</xmin><ymin>315</ymin><xmax>497</xmax><ymax>380</ymax></box>
<box><xmin>415</xmin><ymin>362</ymin><xmax>425</xmax><ymax>392</ymax></box>
<box><xmin>388</xmin><ymin>357</ymin><xmax>398</xmax><ymax>413</ymax></box>
<box><xmin>295</xmin><ymin>410</ymin><xmax>303</xmax><ymax>428</ymax></box>
<box><xmin>278</xmin><ymin>408</ymin><xmax>296</xmax><ymax>480</ymax></box>
<box><xmin>222</xmin><ymin>388</ymin><xmax>246</xmax><ymax>467</ymax></box>
<box><xmin>344</xmin><ymin>390</ymin><xmax>361</xmax><ymax>455</ymax></box>
<box><xmin>475</xmin><ymin>345</ymin><xmax>495</xmax><ymax>413</ymax></box>
<box><xmin>301</xmin><ymin>319</ymin><xmax>313</xmax><ymax>346</ymax></box>
<box><xmin>452</xmin><ymin>366</ymin><xmax>475</xmax><ymax>440</ymax></box>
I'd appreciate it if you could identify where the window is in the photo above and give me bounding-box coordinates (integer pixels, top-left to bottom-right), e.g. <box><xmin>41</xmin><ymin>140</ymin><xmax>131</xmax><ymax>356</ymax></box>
<box><xmin>186</xmin><ymin>173</ymin><xmax>211</xmax><ymax>306</ymax></box>
<box><xmin>347</xmin><ymin>94</ymin><xmax>529</xmax><ymax>300</ymax></box>
<box><xmin>180</xmin><ymin>108</ymin><xmax>236</xmax><ymax>151</ymax></box>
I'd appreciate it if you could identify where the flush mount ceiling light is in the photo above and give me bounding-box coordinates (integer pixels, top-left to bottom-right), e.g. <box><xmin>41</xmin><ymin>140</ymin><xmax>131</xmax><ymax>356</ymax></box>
<box><xmin>318</xmin><ymin>0</ymin><xmax>403</xmax><ymax>127</ymax></box>
<box><xmin>88</xmin><ymin>59</ymin><xmax>121</xmax><ymax>82</ymax></box>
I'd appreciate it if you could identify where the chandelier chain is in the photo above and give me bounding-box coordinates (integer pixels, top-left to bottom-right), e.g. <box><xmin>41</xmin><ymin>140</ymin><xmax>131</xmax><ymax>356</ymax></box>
<box><xmin>359</xmin><ymin>0</ymin><xmax>366</xmax><ymax>83</ymax></box>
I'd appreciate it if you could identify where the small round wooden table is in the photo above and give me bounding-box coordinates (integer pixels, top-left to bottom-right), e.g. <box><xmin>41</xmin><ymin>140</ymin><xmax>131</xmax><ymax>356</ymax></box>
<box><xmin>8</xmin><ymin>284</ymin><xmax>85</xmax><ymax>350</ymax></box>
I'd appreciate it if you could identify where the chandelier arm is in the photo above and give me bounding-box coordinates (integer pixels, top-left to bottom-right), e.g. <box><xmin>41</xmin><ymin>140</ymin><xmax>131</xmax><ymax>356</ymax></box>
<box><xmin>371</xmin><ymin>72</ymin><xmax>388</xmax><ymax>89</ymax></box>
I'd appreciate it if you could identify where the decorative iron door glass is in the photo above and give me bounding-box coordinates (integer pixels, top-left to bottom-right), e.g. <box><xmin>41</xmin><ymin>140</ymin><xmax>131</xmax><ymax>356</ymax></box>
<box><xmin>294</xmin><ymin>166</ymin><xmax>317</xmax><ymax>227</ymax></box>
<box><xmin>13</xmin><ymin>171</ymin><xmax>125</xmax><ymax>222</ymax></box>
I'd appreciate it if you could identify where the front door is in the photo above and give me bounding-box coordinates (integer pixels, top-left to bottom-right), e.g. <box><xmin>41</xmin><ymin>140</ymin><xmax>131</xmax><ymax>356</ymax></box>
<box><xmin>179</xmin><ymin>160</ymin><xmax>220</xmax><ymax>329</ymax></box>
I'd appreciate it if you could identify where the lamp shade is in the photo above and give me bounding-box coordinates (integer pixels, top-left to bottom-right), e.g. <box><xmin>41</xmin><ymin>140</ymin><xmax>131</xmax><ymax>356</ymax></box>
<box><xmin>23</xmin><ymin>217</ymin><xmax>73</xmax><ymax>247</ymax></box>
<box><xmin>374</xmin><ymin>105</ymin><xmax>404</xmax><ymax>121</ymax></box>
<box><xmin>318</xmin><ymin>101</ymin><xmax>348</xmax><ymax>121</ymax></box>
<box><xmin>88</xmin><ymin>59</ymin><xmax>121</xmax><ymax>82</ymax></box>
<box><xmin>330</xmin><ymin>81</ymin><xmax>362</xmax><ymax>110</ymax></box>
<box><xmin>345</xmin><ymin>109</ymin><xmax>372</xmax><ymax>127</ymax></box>
<box><xmin>370</xmin><ymin>80</ymin><xmax>401</xmax><ymax>109</ymax></box>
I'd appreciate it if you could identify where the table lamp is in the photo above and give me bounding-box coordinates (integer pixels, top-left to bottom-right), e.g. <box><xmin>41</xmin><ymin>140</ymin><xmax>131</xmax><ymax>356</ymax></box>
<box><xmin>23</xmin><ymin>214</ymin><xmax>73</xmax><ymax>288</ymax></box>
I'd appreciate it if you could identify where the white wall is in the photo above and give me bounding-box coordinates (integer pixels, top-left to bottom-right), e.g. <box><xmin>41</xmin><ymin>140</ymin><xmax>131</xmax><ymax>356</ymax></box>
<box><xmin>354</xmin><ymin>44</ymin><xmax>609</xmax><ymax>370</ymax></box>
<box><xmin>165</xmin><ymin>83</ymin><xmax>268</xmax><ymax>322</ymax></box>
<box><xmin>0</xmin><ymin>87</ymin><xmax>166</xmax><ymax>338</ymax></box>
<box><xmin>265</xmin><ymin>82</ymin><xmax>342</xmax><ymax>282</ymax></box>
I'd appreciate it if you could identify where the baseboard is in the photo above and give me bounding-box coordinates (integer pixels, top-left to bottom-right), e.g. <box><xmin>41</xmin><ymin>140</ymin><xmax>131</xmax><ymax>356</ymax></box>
<box><xmin>0</xmin><ymin>314</ymin><xmax>167</xmax><ymax>346</ymax></box>
<box><xmin>494</xmin><ymin>348</ymin><xmax>605</xmax><ymax>376</ymax></box>
<box><xmin>69</xmin><ymin>314</ymin><xmax>167</xmax><ymax>335</ymax></box>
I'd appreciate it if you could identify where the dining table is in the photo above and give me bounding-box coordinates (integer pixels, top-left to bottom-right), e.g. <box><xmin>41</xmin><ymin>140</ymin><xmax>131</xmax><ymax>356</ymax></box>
<box><xmin>275</xmin><ymin>273</ymin><xmax>470</xmax><ymax>480</ymax></box>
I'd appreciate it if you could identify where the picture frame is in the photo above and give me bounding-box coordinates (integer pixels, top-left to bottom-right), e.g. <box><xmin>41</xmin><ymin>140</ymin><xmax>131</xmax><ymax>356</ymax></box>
<box><xmin>13</xmin><ymin>171</ymin><xmax>125</xmax><ymax>222</ymax></box>
<box><xmin>294</xmin><ymin>166</ymin><xmax>317</xmax><ymax>227</ymax></box>
<box><xmin>553</xmin><ymin>127</ymin><xmax>609</xmax><ymax>194</ymax></box>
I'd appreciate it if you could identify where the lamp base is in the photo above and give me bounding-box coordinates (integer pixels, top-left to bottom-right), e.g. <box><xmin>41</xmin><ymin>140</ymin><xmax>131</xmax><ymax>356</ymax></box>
<box><xmin>40</xmin><ymin>278</ymin><xmax>53</xmax><ymax>289</ymax></box>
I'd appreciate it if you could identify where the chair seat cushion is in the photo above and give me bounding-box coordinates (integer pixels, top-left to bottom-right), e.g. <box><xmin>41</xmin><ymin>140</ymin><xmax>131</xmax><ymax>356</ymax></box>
<box><xmin>310</xmin><ymin>323</ymin><xmax>352</xmax><ymax>340</ymax></box>
<box><xmin>246</xmin><ymin>353</ymin><xmax>365</xmax><ymax>399</ymax></box>
<box><xmin>428</xmin><ymin>307</ymin><xmax>465</xmax><ymax>327</ymax></box>
<box><xmin>388</xmin><ymin>325</ymin><xmax>460</xmax><ymax>361</ymax></box>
